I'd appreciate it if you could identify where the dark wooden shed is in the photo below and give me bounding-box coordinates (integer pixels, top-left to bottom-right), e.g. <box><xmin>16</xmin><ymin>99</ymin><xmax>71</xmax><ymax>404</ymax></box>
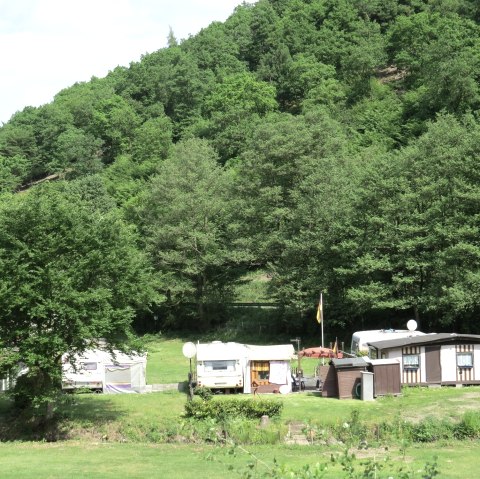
<box><xmin>319</xmin><ymin>364</ymin><xmax>338</xmax><ymax>398</ymax></box>
<box><xmin>366</xmin><ymin>359</ymin><xmax>401</xmax><ymax>397</ymax></box>
<box><xmin>331</xmin><ymin>357</ymin><xmax>368</xmax><ymax>399</ymax></box>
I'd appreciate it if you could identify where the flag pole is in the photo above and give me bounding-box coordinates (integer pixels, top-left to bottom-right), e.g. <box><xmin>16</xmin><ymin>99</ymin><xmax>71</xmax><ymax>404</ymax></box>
<box><xmin>320</xmin><ymin>292</ymin><xmax>324</xmax><ymax>349</ymax></box>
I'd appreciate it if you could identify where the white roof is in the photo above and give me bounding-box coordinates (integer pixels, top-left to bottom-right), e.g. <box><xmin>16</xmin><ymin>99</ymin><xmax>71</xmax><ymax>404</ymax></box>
<box><xmin>196</xmin><ymin>342</ymin><xmax>247</xmax><ymax>361</ymax></box>
<box><xmin>365</xmin><ymin>358</ymin><xmax>400</xmax><ymax>365</ymax></box>
<box><xmin>64</xmin><ymin>349</ymin><xmax>147</xmax><ymax>365</ymax></box>
<box><xmin>195</xmin><ymin>342</ymin><xmax>295</xmax><ymax>361</ymax></box>
<box><xmin>245</xmin><ymin>344</ymin><xmax>295</xmax><ymax>361</ymax></box>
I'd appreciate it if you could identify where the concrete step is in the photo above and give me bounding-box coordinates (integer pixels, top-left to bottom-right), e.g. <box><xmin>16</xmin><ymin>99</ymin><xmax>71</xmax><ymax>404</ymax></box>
<box><xmin>285</xmin><ymin>422</ymin><xmax>311</xmax><ymax>445</ymax></box>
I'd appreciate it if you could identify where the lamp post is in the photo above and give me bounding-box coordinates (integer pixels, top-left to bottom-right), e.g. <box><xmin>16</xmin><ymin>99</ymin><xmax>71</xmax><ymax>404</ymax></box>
<box><xmin>182</xmin><ymin>342</ymin><xmax>197</xmax><ymax>400</ymax></box>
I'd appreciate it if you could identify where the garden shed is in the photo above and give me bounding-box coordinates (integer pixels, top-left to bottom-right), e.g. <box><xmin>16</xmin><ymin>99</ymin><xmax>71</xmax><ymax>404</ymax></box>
<box><xmin>320</xmin><ymin>357</ymin><xmax>368</xmax><ymax>399</ymax></box>
<box><xmin>319</xmin><ymin>364</ymin><xmax>338</xmax><ymax>398</ymax></box>
<box><xmin>367</xmin><ymin>333</ymin><xmax>480</xmax><ymax>387</ymax></box>
<box><xmin>366</xmin><ymin>358</ymin><xmax>401</xmax><ymax>396</ymax></box>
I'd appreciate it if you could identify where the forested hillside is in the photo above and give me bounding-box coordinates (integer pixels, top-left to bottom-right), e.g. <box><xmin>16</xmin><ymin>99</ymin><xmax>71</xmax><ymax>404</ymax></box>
<box><xmin>1</xmin><ymin>0</ymin><xmax>480</xmax><ymax>348</ymax></box>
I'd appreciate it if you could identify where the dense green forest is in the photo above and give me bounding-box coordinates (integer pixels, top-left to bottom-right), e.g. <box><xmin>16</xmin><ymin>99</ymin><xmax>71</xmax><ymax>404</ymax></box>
<box><xmin>1</xmin><ymin>0</ymin><xmax>480</xmax><ymax>370</ymax></box>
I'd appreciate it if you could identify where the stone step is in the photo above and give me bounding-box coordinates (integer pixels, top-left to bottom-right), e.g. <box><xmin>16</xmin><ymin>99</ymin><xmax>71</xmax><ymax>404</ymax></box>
<box><xmin>285</xmin><ymin>422</ymin><xmax>311</xmax><ymax>445</ymax></box>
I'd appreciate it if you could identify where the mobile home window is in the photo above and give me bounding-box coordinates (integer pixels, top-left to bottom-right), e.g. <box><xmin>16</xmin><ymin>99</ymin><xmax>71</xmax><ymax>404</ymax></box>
<box><xmin>403</xmin><ymin>354</ymin><xmax>419</xmax><ymax>369</ymax></box>
<box><xmin>457</xmin><ymin>352</ymin><xmax>473</xmax><ymax>368</ymax></box>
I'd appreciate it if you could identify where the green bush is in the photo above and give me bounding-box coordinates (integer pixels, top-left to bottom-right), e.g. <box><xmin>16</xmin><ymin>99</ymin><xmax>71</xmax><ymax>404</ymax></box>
<box><xmin>330</xmin><ymin>409</ymin><xmax>370</xmax><ymax>446</ymax></box>
<box><xmin>455</xmin><ymin>411</ymin><xmax>480</xmax><ymax>439</ymax></box>
<box><xmin>184</xmin><ymin>397</ymin><xmax>283</xmax><ymax>420</ymax></box>
<box><xmin>410</xmin><ymin>417</ymin><xmax>454</xmax><ymax>443</ymax></box>
<box><xmin>193</xmin><ymin>386</ymin><xmax>213</xmax><ymax>401</ymax></box>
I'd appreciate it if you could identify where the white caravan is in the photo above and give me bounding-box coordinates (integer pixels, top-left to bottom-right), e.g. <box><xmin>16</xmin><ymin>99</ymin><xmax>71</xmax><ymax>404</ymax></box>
<box><xmin>195</xmin><ymin>341</ymin><xmax>246</xmax><ymax>392</ymax></box>
<box><xmin>62</xmin><ymin>349</ymin><xmax>147</xmax><ymax>394</ymax></box>
<box><xmin>351</xmin><ymin>329</ymin><xmax>426</xmax><ymax>355</ymax></box>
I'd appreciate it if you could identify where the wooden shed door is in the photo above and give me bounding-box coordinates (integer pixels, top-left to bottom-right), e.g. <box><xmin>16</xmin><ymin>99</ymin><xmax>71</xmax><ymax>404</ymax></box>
<box><xmin>425</xmin><ymin>346</ymin><xmax>441</xmax><ymax>383</ymax></box>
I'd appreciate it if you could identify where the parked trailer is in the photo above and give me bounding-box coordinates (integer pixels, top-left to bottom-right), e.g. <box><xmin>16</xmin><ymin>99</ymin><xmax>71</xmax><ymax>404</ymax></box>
<box><xmin>351</xmin><ymin>329</ymin><xmax>426</xmax><ymax>355</ymax></box>
<box><xmin>195</xmin><ymin>342</ymin><xmax>246</xmax><ymax>393</ymax></box>
<box><xmin>62</xmin><ymin>349</ymin><xmax>147</xmax><ymax>394</ymax></box>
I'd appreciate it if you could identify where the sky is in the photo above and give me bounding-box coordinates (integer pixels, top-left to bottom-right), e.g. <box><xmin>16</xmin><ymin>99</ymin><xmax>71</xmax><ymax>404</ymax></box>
<box><xmin>0</xmin><ymin>0</ymin><xmax>252</xmax><ymax>125</ymax></box>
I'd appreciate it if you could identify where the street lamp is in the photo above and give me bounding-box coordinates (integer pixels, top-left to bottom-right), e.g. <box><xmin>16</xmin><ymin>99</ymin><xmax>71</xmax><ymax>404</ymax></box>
<box><xmin>182</xmin><ymin>342</ymin><xmax>197</xmax><ymax>400</ymax></box>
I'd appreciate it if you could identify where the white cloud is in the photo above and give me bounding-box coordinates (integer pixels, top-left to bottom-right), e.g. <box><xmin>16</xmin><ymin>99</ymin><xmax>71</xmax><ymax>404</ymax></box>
<box><xmin>0</xmin><ymin>0</ymin><xmax>251</xmax><ymax>124</ymax></box>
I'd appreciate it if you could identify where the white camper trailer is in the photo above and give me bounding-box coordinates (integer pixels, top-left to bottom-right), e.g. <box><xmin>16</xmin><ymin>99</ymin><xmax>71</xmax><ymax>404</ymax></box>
<box><xmin>0</xmin><ymin>364</ymin><xmax>28</xmax><ymax>393</ymax></box>
<box><xmin>194</xmin><ymin>341</ymin><xmax>295</xmax><ymax>394</ymax></box>
<box><xmin>351</xmin><ymin>329</ymin><xmax>426</xmax><ymax>355</ymax></box>
<box><xmin>62</xmin><ymin>349</ymin><xmax>147</xmax><ymax>394</ymax></box>
<box><xmin>195</xmin><ymin>341</ymin><xmax>246</xmax><ymax>392</ymax></box>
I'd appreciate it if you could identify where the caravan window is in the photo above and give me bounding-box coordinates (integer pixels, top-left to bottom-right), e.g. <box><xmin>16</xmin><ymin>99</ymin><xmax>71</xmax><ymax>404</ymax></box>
<box><xmin>81</xmin><ymin>362</ymin><xmax>97</xmax><ymax>371</ymax></box>
<box><xmin>204</xmin><ymin>360</ymin><xmax>236</xmax><ymax>372</ymax></box>
<box><xmin>403</xmin><ymin>354</ymin><xmax>419</xmax><ymax>370</ymax></box>
<box><xmin>457</xmin><ymin>352</ymin><xmax>473</xmax><ymax>368</ymax></box>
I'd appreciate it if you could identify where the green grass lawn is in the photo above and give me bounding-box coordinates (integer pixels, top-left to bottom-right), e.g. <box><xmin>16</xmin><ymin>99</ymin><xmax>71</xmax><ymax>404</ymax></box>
<box><xmin>144</xmin><ymin>336</ymin><xmax>192</xmax><ymax>384</ymax></box>
<box><xmin>0</xmin><ymin>441</ymin><xmax>476</xmax><ymax>478</ymax></box>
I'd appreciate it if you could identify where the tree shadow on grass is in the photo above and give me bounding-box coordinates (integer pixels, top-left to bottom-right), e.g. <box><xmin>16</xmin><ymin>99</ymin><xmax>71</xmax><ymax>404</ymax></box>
<box><xmin>0</xmin><ymin>392</ymin><xmax>128</xmax><ymax>442</ymax></box>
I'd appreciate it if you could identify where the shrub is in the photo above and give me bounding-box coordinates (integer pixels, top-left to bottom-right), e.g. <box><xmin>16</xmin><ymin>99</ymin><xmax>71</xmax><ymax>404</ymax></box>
<box><xmin>184</xmin><ymin>397</ymin><xmax>283</xmax><ymax>421</ymax></box>
<box><xmin>410</xmin><ymin>417</ymin><xmax>454</xmax><ymax>443</ymax></box>
<box><xmin>455</xmin><ymin>411</ymin><xmax>480</xmax><ymax>439</ymax></box>
<box><xmin>226</xmin><ymin>417</ymin><xmax>286</xmax><ymax>444</ymax></box>
<box><xmin>193</xmin><ymin>386</ymin><xmax>213</xmax><ymax>401</ymax></box>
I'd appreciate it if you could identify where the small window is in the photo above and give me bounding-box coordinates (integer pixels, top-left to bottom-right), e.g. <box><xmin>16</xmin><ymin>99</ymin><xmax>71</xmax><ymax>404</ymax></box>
<box><xmin>403</xmin><ymin>354</ymin><xmax>419</xmax><ymax>369</ymax></box>
<box><xmin>457</xmin><ymin>352</ymin><xmax>473</xmax><ymax>368</ymax></box>
<box><xmin>204</xmin><ymin>360</ymin><xmax>236</xmax><ymax>372</ymax></box>
<box><xmin>81</xmin><ymin>362</ymin><xmax>97</xmax><ymax>371</ymax></box>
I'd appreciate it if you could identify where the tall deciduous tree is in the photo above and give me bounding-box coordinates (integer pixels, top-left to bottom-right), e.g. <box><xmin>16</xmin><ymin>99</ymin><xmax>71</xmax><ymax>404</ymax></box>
<box><xmin>0</xmin><ymin>183</ymin><xmax>153</xmax><ymax>419</ymax></box>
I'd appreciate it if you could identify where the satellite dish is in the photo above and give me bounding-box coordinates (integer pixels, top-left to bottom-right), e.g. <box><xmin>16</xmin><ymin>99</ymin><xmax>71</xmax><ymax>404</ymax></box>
<box><xmin>407</xmin><ymin>319</ymin><xmax>417</xmax><ymax>332</ymax></box>
<box><xmin>182</xmin><ymin>342</ymin><xmax>197</xmax><ymax>359</ymax></box>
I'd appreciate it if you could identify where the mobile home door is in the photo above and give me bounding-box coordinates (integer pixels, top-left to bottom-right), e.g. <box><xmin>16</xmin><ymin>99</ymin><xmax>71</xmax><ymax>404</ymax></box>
<box><xmin>425</xmin><ymin>346</ymin><xmax>441</xmax><ymax>383</ymax></box>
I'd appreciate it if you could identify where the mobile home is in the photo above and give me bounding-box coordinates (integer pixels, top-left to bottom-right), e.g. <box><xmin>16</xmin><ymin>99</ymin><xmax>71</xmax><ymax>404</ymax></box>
<box><xmin>367</xmin><ymin>333</ymin><xmax>480</xmax><ymax>387</ymax></box>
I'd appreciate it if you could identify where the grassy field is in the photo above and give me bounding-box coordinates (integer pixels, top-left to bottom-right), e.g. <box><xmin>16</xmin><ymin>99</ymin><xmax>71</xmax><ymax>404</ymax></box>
<box><xmin>144</xmin><ymin>336</ymin><xmax>192</xmax><ymax>384</ymax></box>
<box><xmin>0</xmin><ymin>440</ymin><xmax>477</xmax><ymax>478</ymax></box>
<box><xmin>2</xmin><ymin>336</ymin><xmax>480</xmax><ymax>478</ymax></box>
